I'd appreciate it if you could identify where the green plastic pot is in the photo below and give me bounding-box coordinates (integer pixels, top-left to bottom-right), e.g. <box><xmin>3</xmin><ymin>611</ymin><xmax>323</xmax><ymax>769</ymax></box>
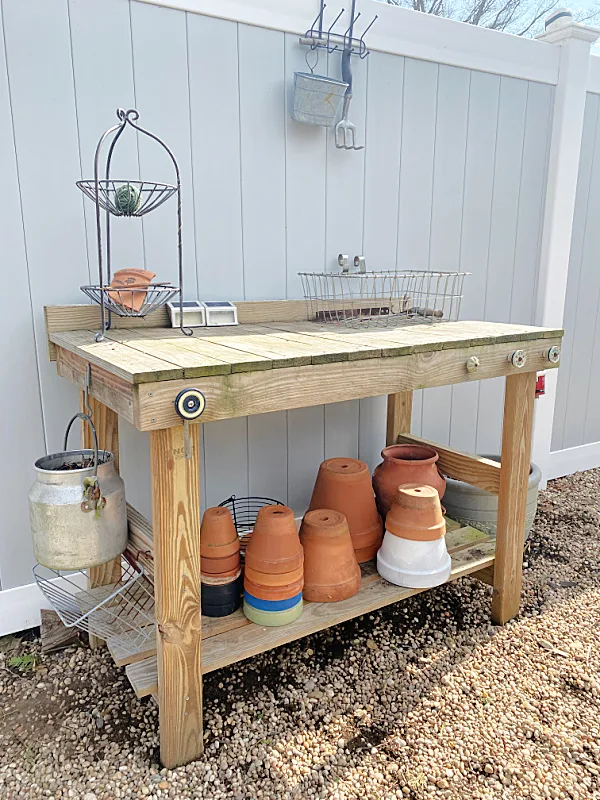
<box><xmin>243</xmin><ymin>598</ymin><xmax>303</xmax><ymax>627</ymax></box>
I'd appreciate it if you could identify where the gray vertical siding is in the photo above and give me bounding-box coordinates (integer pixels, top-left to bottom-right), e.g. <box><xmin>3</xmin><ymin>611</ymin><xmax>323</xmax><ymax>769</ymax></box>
<box><xmin>552</xmin><ymin>91</ymin><xmax>600</xmax><ymax>452</ymax></box>
<box><xmin>0</xmin><ymin>0</ymin><xmax>553</xmax><ymax>591</ymax></box>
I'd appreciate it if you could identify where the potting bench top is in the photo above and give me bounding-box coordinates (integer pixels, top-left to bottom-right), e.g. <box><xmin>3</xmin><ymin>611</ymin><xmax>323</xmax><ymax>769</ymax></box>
<box><xmin>45</xmin><ymin>303</ymin><xmax>562</xmax><ymax>431</ymax></box>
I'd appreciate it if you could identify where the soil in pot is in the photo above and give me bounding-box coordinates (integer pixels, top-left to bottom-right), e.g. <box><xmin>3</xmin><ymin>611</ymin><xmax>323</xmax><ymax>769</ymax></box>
<box><xmin>300</xmin><ymin>509</ymin><xmax>361</xmax><ymax>602</ymax></box>
<box><xmin>372</xmin><ymin>444</ymin><xmax>446</xmax><ymax>517</ymax></box>
<box><xmin>309</xmin><ymin>458</ymin><xmax>382</xmax><ymax>563</ymax></box>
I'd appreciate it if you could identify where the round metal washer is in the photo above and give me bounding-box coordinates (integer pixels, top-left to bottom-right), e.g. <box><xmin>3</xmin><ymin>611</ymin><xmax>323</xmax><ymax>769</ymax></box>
<box><xmin>547</xmin><ymin>345</ymin><xmax>560</xmax><ymax>364</ymax></box>
<box><xmin>174</xmin><ymin>388</ymin><xmax>206</xmax><ymax>420</ymax></box>
<box><xmin>509</xmin><ymin>350</ymin><xmax>527</xmax><ymax>369</ymax></box>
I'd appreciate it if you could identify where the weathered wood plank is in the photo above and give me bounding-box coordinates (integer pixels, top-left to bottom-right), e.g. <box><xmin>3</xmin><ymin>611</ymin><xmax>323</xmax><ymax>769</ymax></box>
<box><xmin>492</xmin><ymin>371</ymin><xmax>536</xmax><ymax>624</ymax></box>
<box><xmin>136</xmin><ymin>337</ymin><xmax>561</xmax><ymax>431</ymax></box>
<box><xmin>387</xmin><ymin>392</ymin><xmax>413</xmax><ymax>446</ymax></box>
<box><xmin>126</xmin><ymin>538</ymin><xmax>495</xmax><ymax>696</ymax></box>
<box><xmin>116</xmin><ymin>523</ymin><xmax>489</xmax><ymax>669</ymax></box>
<box><xmin>56</xmin><ymin>348</ymin><xmax>135</xmax><ymax>424</ymax></box>
<box><xmin>150</xmin><ymin>424</ymin><xmax>203</xmax><ymax>767</ymax></box>
<box><xmin>51</xmin><ymin>330</ymin><xmax>183</xmax><ymax>383</ymax></box>
<box><xmin>396</xmin><ymin>433</ymin><xmax>502</xmax><ymax>494</ymax></box>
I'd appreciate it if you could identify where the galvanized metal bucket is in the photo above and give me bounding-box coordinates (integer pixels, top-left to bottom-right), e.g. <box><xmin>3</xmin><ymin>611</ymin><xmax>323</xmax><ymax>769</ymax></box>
<box><xmin>29</xmin><ymin>415</ymin><xmax>127</xmax><ymax>570</ymax></box>
<box><xmin>292</xmin><ymin>72</ymin><xmax>348</xmax><ymax>127</ymax></box>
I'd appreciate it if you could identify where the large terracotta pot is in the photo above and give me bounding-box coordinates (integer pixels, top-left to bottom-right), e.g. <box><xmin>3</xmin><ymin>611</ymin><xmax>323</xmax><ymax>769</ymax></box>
<box><xmin>245</xmin><ymin>505</ymin><xmax>303</xmax><ymax>574</ymax></box>
<box><xmin>386</xmin><ymin>484</ymin><xmax>446</xmax><ymax>541</ymax></box>
<box><xmin>309</xmin><ymin>458</ymin><xmax>382</xmax><ymax>563</ymax></box>
<box><xmin>300</xmin><ymin>509</ymin><xmax>361</xmax><ymax>602</ymax></box>
<box><xmin>200</xmin><ymin>507</ymin><xmax>240</xmax><ymax>558</ymax></box>
<box><xmin>372</xmin><ymin>445</ymin><xmax>446</xmax><ymax>517</ymax></box>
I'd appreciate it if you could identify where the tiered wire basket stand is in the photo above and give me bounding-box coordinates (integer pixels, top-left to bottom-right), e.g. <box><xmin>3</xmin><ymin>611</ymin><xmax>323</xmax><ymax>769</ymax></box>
<box><xmin>300</xmin><ymin>269</ymin><xmax>469</xmax><ymax>328</ymax></box>
<box><xmin>76</xmin><ymin>108</ymin><xmax>192</xmax><ymax>342</ymax></box>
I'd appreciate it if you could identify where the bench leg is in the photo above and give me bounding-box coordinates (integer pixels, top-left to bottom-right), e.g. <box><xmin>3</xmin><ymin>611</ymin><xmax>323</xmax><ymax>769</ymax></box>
<box><xmin>386</xmin><ymin>391</ymin><xmax>413</xmax><ymax>446</ymax></box>
<box><xmin>492</xmin><ymin>372</ymin><xmax>536</xmax><ymax>624</ymax></box>
<box><xmin>150</xmin><ymin>424</ymin><xmax>203</xmax><ymax>768</ymax></box>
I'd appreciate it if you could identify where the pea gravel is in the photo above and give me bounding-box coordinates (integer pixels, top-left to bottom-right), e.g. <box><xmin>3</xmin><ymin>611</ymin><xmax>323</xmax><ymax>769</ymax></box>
<box><xmin>0</xmin><ymin>469</ymin><xmax>599</xmax><ymax>800</ymax></box>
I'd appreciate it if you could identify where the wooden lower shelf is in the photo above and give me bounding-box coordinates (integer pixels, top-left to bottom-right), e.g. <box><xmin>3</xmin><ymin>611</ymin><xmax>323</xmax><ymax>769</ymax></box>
<box><xmin>123</xmin><ymin>527</ymin><xmax>495</xmax><ymax>699</ymax></box>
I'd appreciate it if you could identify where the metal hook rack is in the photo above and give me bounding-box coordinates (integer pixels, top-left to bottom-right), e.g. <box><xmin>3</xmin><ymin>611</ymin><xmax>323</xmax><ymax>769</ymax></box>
<box><xmin>299</xmin><ymin>1</ymin><xmax>377</xmax><ymax>58</ymax></box>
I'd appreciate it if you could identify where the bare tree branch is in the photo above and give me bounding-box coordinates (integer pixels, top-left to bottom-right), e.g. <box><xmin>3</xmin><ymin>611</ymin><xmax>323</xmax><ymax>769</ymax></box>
<box><xmin>380</xmin><ymin>0</ymin><xmax>600</xmax><ymax>36</ymax></box>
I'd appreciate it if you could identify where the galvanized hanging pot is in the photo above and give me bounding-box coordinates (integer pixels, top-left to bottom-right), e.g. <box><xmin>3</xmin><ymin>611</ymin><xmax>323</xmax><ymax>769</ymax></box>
<box><xmin>292</xmin><ymin>49</ymin><xmax>348</xmax><ymax>127</ymax></box>
<box><xmin>29</xmin><ymin>412</ymin><xmax>127</xmax><ymax>571</ymax></box>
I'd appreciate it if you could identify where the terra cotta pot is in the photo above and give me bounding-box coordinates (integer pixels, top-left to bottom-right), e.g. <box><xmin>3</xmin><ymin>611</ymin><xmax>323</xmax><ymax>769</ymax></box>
<box><xmin>309</xmin><ymin>458</ymin><xmax>382</xmax><ymax>563</ymax></box>
<box><xmin>108</xmin><ymin>268</ymin><xmax>155</xmax><ymax>312</ymax></box>
<box><xmin>300</xmin><ymin>509</ymin><xmax>361</xmax><ymax>602</ymax></box>
<box><xmin>201</xmin><ymin>551</ymin><xmax>241</xmax><ymax>575</ymax></box>
<box><xmin>244</xmin><ymin>574</ymin><xmax>304</xmax><ymax>601</ymax></box>
<box><xmin>245</xmin><ymin>505</ymin><xmax>303</xmax><ymax>574</ymax></box>
<box><xmin>372</xmin><ymin>445</ymin><xmax>446</xmax><ymax>517</ymax></box>
<box><xmin>385</xmin><ymin>484</ymin><xmax>446</xmax><ymax>541</ymax></box>
<box><xmin>200</xmin><ymin>507</ymin><xmax>240</xmax><ymax>558</ymax></box>
<box><xmin>244</xmin><ymin>563</ymin><xmax>304</xmax><ymax>587</ymax></box>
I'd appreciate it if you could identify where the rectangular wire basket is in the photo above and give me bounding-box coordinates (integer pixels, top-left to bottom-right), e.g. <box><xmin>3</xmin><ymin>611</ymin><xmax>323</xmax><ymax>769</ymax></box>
<box><xmin>33</xmin><ymin>556</ymin><xmax>155</xmax><ymax>652</ymax></box>
<box><xmin>299</xmin><ymin>270</ymin><xmax>469</xmax><ymax>327</ymax></box>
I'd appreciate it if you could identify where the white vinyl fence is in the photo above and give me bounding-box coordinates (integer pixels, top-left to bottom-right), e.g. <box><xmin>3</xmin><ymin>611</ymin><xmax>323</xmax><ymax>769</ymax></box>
<box><xmin>0</xmin><ymin>0</ymin><xmax>597</xmax><ymax>633</ymax></box>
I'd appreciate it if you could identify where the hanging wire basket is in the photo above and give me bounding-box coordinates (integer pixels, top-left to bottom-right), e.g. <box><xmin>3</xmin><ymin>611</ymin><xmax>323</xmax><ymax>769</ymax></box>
<box><xmin>33</xmin><ymin>555</ymin><xmax>155</xmax><ymax>650</ymax></box>
<box><xmin>80</xmin><ymin>283</ymin><xmax>180</xmax><ymax>318</ymax></box>
<box><xmin>299</xmin><ymin>269</ymin><xmax>469</xmax><ymax>328</ymax></box>
<box><xmin>76</xmin><ymin>179</ymin><xmax>177</xmax><ymax>217</ymax></box>
<box><xmin>218</xmin><ymin>495</ymin><xmax>284</xmax><ymax>557</ymax></box>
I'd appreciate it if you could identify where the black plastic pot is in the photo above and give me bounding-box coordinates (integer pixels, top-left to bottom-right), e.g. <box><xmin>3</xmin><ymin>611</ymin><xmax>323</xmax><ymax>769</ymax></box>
<box><xmin>201</xmin><ymin>575</ymin><xmax>242</xmax><ymax>618</ymax></box>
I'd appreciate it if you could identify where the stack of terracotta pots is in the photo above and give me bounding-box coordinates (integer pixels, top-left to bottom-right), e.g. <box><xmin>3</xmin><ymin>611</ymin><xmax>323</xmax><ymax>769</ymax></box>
<box><xmin>300</xmin><ymin>509</ymin><xmax>361</xmax><ymax>602</ymax></box>
<box><xmin>309</xmin><ymin>458</ymin><xmax>382</xmax><ymax>563</ymax></box>
<box><xmin>377</xmin><ymin>484</ymin><xmax>451</xmax><ymax>588</ymax></box>
<box><xmin>243</xmin><ymin>505</ymin><xmax>304</xmax><ymax>626</ymax></box>
<box><xmin>200</xmin><ymin>507</ymin><xmax>242</xmax><ymax>617</ymax></box>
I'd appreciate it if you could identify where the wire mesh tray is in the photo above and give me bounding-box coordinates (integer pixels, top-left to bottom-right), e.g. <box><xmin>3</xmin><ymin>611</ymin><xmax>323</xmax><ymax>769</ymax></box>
<box><xmin>76</xmin><ymin>179</ymin><xmax>177</xmax><ymax>217</ymax></box>
<box><xmin>33</xmin><ymin>556</ymin><xmax>155</xmax><ymax>651</ymax></box>
<box><xmin>218</xmin><ymin>495</ymin><xmax>284</xmax><ymax>557</ymax></box>
<box><xmin>80</xmin><ymin>283</ymin><xmax>180</xmax><ymax>317</ymax></box>
<box><xmin>300</xmin><ymin>269</ymin><xmax>468</xmax><ymax>328</ymax></box>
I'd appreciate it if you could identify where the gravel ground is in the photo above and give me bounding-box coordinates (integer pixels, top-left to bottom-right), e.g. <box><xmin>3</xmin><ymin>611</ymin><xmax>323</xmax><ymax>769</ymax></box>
<box><xmin>0</xmin><ymin>470</ymin><xmax>599</xmax><ymax>800</ymax></box>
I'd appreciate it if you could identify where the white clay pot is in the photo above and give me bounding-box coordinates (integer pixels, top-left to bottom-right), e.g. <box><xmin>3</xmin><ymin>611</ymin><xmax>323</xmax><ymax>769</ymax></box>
<box><xmin>376</xmin><ymin>530</ymin><xmax>451</xmax><ymax>589</ymax></box>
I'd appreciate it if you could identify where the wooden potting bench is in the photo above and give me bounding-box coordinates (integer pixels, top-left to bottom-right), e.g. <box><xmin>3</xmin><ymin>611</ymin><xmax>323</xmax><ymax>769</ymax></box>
<box><xmin>44</xmin><ymin>301</ymin><xmax>562</xmax><ymax>769</ymax></box>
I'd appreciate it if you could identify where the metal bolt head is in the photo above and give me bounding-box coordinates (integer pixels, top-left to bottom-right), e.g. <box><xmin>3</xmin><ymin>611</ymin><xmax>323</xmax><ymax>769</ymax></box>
<box><xmin>509</xmin><ymin>350</ymin><xmax>527</xmax><ymax>368</ymax></box>
<box><xmin>466</xmin><ymin>355</ymin><xmax>480</xmax><ymax>373</ymax></box>
<box><xmin>547</xmin><ymin>345</ymin><xmax>560</xmax><ymax>364</ymax></box>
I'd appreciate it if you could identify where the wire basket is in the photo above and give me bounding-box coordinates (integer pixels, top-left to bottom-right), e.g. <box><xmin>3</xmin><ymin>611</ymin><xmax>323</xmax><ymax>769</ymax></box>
<box><xmin>76</xmin><ymin>179</ymin><xmax>177</xmax><ymax>217</ymax></box>
<box><xmin>33</xmin><ymin>556</ymin><xmax>155</xmax><ymax>651</ymax></box>
<box><xmin>80</xmin><ymin>283</ymin><xmax>180</xmax><ymax>317</ymax></box>
<box><xmin>218</xmin><ymin>495</ymin><xmax>284</xmax><ymax>557</ymax></box>
<box><xmin>299</xmin><ymin>270</ymin><xmax>469</xmax><ymax>328</ymax></box>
